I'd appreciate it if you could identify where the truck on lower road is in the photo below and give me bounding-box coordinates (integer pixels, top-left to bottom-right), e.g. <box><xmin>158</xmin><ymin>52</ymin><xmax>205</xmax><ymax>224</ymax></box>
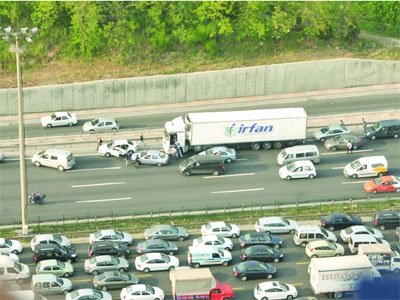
<box><xmin>309</xmin><ymin>255</ymin><xmax>383</xmax><ymax>299</ymax></box>
<box><xmin>170</xmin><ymin>267</ymin><xmax>234</xmax><ymax>300</ymax></box>
<box><xmin>163</xmin><ymin>108</ymin><xmax>308</xmax><ymax>154</ymax></box>
<box><xmin>358</xmin><ymin>243</ymin><xmax>400</xmax><ymax>273</ymax></box>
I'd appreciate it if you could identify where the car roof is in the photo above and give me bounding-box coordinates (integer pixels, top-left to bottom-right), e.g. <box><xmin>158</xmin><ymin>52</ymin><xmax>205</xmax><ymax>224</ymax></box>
<box><xmin>141</xmin><ymin>252</ymin><xmax>162</xmax><ymax>259</ymax></box>
<box><xmin>37</xmin><ymin>259</ymin><xmax>59</xmax><ymax>266</ymax></box>
<box><xmin>151</xmin><ymin>224</ymin><xmax>174</xmax><ymax>230</ymax></box>
<box><xmin>34</xmin><ymin>234</ymin><xmax>56</xmax><ymax>240</ymax></box>
<box><xmin>99</xmin><ymin>229</ymin><xmax>118</xmax><ymax>235</ymax></box>
<box><xmin>258</xmin><ymin>281</ymin><xmax>280</xmax><ymax>289</ymax></box>
<box><xmin>246</xmin><ymin>232</ymin><xmax>268</xmax><ymax>237</ymax></box>
<box><xmin>144</xmin><ymin>239</ymin><xmax>167</xmax><ymax>245</ymax></box>
<box><xmin>209</xmin><ymin>221</ymin><xmax>228</xmax><ymax>227</ymax></box>
<box><xmin>259</xmin><ymin>217</ymin><xmax>284</xmax><ymax>222</ymax></box>
<box><xmin>93</xmin><ymin>255</ymin><xmax>113</xmax><ymax>262</ymax></box>
<box><xmin>308</xmin><ymin>240</ymin><xmax>330</xmax><ymax>247</ymax></box>
<box><xmin>96</xmin><ymin>117</ymin><xmax>116</xmax><ymax>122</ymax></box>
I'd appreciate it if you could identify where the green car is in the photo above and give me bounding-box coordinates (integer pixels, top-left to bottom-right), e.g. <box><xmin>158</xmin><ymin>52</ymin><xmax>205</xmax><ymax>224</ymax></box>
<box><xmin>36</xmin><ymin>259</ymin><xmax>74</xmax><ymax>277</ymax></box>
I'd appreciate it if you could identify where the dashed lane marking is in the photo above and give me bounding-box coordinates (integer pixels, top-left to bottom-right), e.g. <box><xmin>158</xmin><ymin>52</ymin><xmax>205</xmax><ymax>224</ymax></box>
<box><xmin>212</xmin><ymin>188</ymin><xmax>264</xmax><ymax>194</ymax></box>
<box><xmin>71</xmin><ymin>182</ymin><xmax>126</xmax><ymax>188</ymax></box>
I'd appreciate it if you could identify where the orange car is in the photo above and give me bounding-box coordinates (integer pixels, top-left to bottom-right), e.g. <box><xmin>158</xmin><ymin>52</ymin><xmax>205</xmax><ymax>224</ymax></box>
<box><xmin>363</xmin><ymin>175</ymin><xmax>400</xmax><ymax>193</ymax></box>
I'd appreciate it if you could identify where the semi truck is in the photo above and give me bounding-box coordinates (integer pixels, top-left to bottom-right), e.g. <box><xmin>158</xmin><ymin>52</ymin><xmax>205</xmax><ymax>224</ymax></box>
<box><xmin>309</xmin><ymin>255</ymin><xmax>383</xmax><ymax>299</ymax></box>
<box><xmin>358</xmin><ymin>243</ymin><xmax>400</xmax><ymax>273</ymax></box>
<box><xmin>163</xmin><ymin>108</ymin><xmax>308</xmax><ymax>154</ymax></box>
<box><xmin>170</xmin><ymin>267</ymin><xmax>234</xmax><ymax>300</ymax></box>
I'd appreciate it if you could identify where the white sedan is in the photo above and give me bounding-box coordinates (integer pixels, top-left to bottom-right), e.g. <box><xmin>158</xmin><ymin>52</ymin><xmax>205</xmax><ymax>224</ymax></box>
<box><xmin>41</xmin><ymin>111</ymin><xmax>78</xmax><ymax>128</ymax></box>
<box><xmin>135</xmin><ymin>253</ymin><xmax>179</xmax><ymax>272</ymax></box>
<box><xmin>198</xmin><ymin>146</ymin><xmax>236</xmax><ymax>163</ymax></box>
<box><xmin>192</xmin><ymin>235</ymin><xmax>233</xmax><ymax>251</ymax></box>
<box><xmin>66</xmin><ymin>289</ymin><xmax>112</xmax><ymax>300</ymax></box>
<box><xmin>89</xmin><ymin>229</ymin><xmax>133</xmax><ymax>245</ymax></box>
<box><xmin>98</xmin><ymin>139</ymin><xmax>137</xmax><ymax>157</ymax></box>
<box><xmin>120</xmin><ymin>284</ymin><xmax>165</xmax><ymax>300</ymax></box>
<box><xmin>340</xmin><ymin>225</ymin><xmax>383</xmax><ymax>243</ymax></box>
<box><xmin>254</xmin><ymin>281</ymin><xmax>298</xmax><ymax>300</ymax></box>
<box><xmin>0</xmin><ymin>238</ymin><xmax>23</xmax><ymax>254</ymax></box>
<box><xmin>201</xmin><ymin>221</ymin><xmax>240</xmax><ymax>238</ymax></box>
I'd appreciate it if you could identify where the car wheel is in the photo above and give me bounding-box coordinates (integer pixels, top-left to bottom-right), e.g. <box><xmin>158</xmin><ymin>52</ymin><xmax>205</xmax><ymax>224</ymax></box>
<box><xmin>353</xmin><ymin>145</ymin><xmax>358</xmax><ymax>150</ymax></box>
<box><xmin>226</xmin><ymin>158</ymin><xmax>232</xmax><ymax>164</ymax></box>
<box><xmin>212</xmin><ymin>170</ymin><xmax>220</xmax><ymax>176</ymax></box>
<box><xmin>193</xmin><ymin>263</ymin><xmax>200</xmax><ymax>268</ymax></box>
<box><xmin>379</xmin><ymin>225</ymin><xmax>385</xmax><ymax>231</ymax></box>
<box><xmin>241</xmin><ymin>275</ymin><xmax>247</xmax><ymax>281</ymax></box>
<box><xmin>331</xmin><ymin>146</ymin><xmax>337</xmax><ymax>151</ymax></box>
<box><xmin>47</xmin><ymin>124</ymin><xmax>52</xmax><ymax>128</ymax></box>
<box><xmin>267</xmin><ymin>274</ymin><xmax>273</xmax><ymax>279</ymax></box>
<box><xmin>11</xmin><ymin>250</ymin><xmax>19</xmax><ymax>254</ymax></box>
<box><xmin>57</xmin><ymin>165</ymin><xmax>65</xmax><ymax>171</ymax></box>
<box><xmin>261</xmin><ymin>298</ymin><xmax>268</xmax><ymax>300</ymax></box>
<box><xmin>311</xmin><ymin>254</ymin><xmax>318</xmax><ymax>258</ymax></box>
<box><xmin>101</xmin><ymin>286</ymin><xmax>108</xmax><ymax>291</ymax></box>
<box><xmin>16</xmin><ymin>278</ymin><xmax>24</xmax><ymax>284</ymax></box>
<box><xmin>143</xmin><ymin>268</ymin><xmax>150</xmax><ymax>273</ymax></box>
<box><xmin>178</xmin><ymin>236</ymin><xmax>184</xmax><ymax>242</ymax></box>
<box><xmin>34</xmin><ymin>161</ymin><xmax>41</xmax><ymax>167</ymax></box>
<box><xmin>301</xmin><ymin>242</ymin><xmax>307</xmax><ymax>248</ymax></box>
<box><xmin>265</xmin><ymin>231</ymin><xmax>271</xmax><ymax>236</ymax></box>
<box><xmin>68</xmin><ymin>123</ymin><xmax>73</xmax><ymax>126</ymax></box>
<box><xmin>222</xmin><ymin>261</ymin><xmax>229</xmax><ymax>266</ymax></box>
<box><xmin>377</xmin><ymin>172</ymin><xmax>384</xmax><ymax>177</ymax></box>
<box><xmin>93</xmin><ymin>270</ymin><xmax>99</xmax><ymax>275</ymax></box>
<box><xmin>335</xmin><ymin>253</ymin><xmax>342</xmax><ymax>256</ymax></box>
<box><xmin>286</xmin><ymin>176</ymin><xmax>292</xmax><ymax>180</ymax></box>
<box><xmin>225</xmin><ymin>247</ymin><xmax>231</xmax><ymax>251</ymax></box>
<box><xmin>334</xmin><ymin>291</ymin><xmax>344</xmax><ymax>299</ymax></box>
<box><xmin>111</xmin><ymin>127</ymin><xmax>117</xmax><ymax>131</ymax></box>
<box><xmin>289</xmin><ymin>229</ymin><xmax>295</xmax><ymax>235</ymax></box>
<box><xmin>128</xmin><ymin>150</ymin><xmax>134</xmax><ymax>155</ymax></box>
<box><xmin>273</xmin><ymin>258</ymin><xmax>279</xmax><ymax>263</ymax></box>
<box><xmin>89</xmin><ymin>129</ymin><xmax>95</xmax><ymax>132</ymax></box>
<box><xmin>352</xmin><ymin>174</ymin><xmax>358</xmax><ymax>179</ymax></box>
<box><xmin>286</xmin><ymin>296</ymin><xmax>293</xmax><ymax>300</ymax></box>
<box><xmin>104</xmin><ymin>152</ymin><xmax>111</xmax><ymax>157</ymax></box>
<box><xmin>372</xmin><ymin>189</ymin><xmax>378</xmax><ymax>194</ymax></box>
<box><xmin>184</xmin><ymin>171</ymin><xmax>191</xmax><ymax>176</ymax></box>
<box><xmin>320</xmin><ymin>138</ymin><xmax>325</xmax><ymax>142</ymax></box>
<box><xmin>328</xmin><ymin>226</ymin><xmax>335</xmax><ymax>231</ymax></box>
<box><xmin>231</xmin><ymin>233</ymin><xmax>238</xmax><ymax>238</ymax></box>
<box><xmin>64</xmin><ymin>272</ymin><xmax>70</xmax><ymax>278</ymax></box>
<box><xmin>168</xmin><ymin>251</ymin><xmax>175</xmax><ymax>256</ymax></box>
<box><xmin>309</xmin><ymin>174</ymin><xmax>315</xmax><ymax>179</ymax></box>
<box><xmin>394</xmin><ymin>133</ymin><xmax>399</xmax><ymax>139</ymax></box>
<box><xmin>63</xmin><ymin>290</ymin><xmax>69</xmax><ymax>295</ymax></box>
<box><xmin>274</xmin><ymin>244</ymin><xmax>280</xmax><ymax>249</ymax></box>
<box><xmin>156</xmin><ymin>162</ymin><xmax>162</xmax><ymax>167</ymax></box>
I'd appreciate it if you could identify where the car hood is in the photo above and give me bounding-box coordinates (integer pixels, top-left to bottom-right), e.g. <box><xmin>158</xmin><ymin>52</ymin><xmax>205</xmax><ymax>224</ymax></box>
<box><xmin>270</xmin><ymin>235</ymin><xmax>283</xmax><ymax>244</ymax></box>
<box><xmin>313</xmin><ymin>130</ymin><xmax>324</xmax><ymax>139</ymax></box>
<box><xmin>41</xmin><ymin>116</ymin><xmax>52</xmax><ymax>124</ymax></box>
<box><xmin>326</xmin><ymin>230</ymin><xmax>337</xmax><ymax>242</ymax></box>
<box><xmin>82</xmin><ymin>121</ymin><xmax>93</xmax><ymax>130</ymax></box>
<box><xmin>288</xmin><ymin>220</ymin><xmax>299</xmax><ymax>229</ymax></box>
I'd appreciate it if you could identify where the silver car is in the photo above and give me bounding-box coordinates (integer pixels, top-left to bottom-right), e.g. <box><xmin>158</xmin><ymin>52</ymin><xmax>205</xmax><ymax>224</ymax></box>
<box><xmin>198</xmin><ymin>146</ymin><xmax>236</xmax><ymax>163</ymax></box>
<box><xmin>144</xmin><ymin>225</ymin><xmax>189</xmax><ymax>241</ymax></box>
<box><xmin>131</xmin><ymin>150</ymin><xmax>169</xmax><ymax>167</ymax></box>
<box><xmin>83</xmin><ymin>117</ymin><xmax>119</xmax><ymax>132</ymax></box>
<box><xmin>93</xmin><ymin>271</ymin><xmax>139</xmax><ymax>291</ymax></box>
<box><xmin>84</xmin><ymin>255</ymin><xmax>129</xmax><ymax>275</ymax></box>
<box><xmin>313</xmin><ymin>125</ymin><xmax>350</xmax><ymax>142</ymax></box>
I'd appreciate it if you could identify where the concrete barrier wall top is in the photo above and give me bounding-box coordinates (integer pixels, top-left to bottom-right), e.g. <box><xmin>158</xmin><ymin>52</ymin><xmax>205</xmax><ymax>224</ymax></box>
<box><xmin>0</xmin><ymin>58</ymin><xmax>399</xmax><ymax>116</ymax></box>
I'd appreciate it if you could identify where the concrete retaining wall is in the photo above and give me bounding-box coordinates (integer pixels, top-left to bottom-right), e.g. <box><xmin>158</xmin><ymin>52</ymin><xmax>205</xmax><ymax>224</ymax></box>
<box><xmin>1</xmin><ymin>58</ymin><xmax>400</xmax><ymax>116</ymax></box>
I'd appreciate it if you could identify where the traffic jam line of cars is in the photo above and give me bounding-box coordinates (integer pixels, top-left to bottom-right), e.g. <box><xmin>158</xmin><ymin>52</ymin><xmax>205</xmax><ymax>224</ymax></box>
<box><xmin>1</xmin><ymin>211</ymin><xmax>399</xmax><ymax>300</ymax></box>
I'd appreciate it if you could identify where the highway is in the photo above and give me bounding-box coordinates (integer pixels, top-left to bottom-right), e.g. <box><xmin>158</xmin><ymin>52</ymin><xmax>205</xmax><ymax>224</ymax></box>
<box><xmin>12</xmin><ymin>225</ymin><xmax>400</xmax><ymax>300</ymax></box>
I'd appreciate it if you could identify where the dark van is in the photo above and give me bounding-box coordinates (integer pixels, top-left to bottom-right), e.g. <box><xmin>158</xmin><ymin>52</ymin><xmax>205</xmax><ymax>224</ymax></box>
<box><xmin>179</xmin><ymin>155</ymin><xmax>224</xmax><ymax>176</ymax></box>
<box><xmin>372</xmin><ymin>210</ymin><xmax>400</xmax><ymax>230</ymax></box>
<box><xmin>365</xmin><ymin>119</ymin><xmax>400</xmax><ymax>140</ymax></box>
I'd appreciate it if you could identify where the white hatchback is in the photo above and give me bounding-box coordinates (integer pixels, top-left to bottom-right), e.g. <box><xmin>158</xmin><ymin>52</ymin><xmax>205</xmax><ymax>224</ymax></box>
<box><xmin>41</xmin><ymin>112</ymin><xmax>77</xmax><ymax>128</ymax></box>
<box><xmin>279</xmin><ymin>160</ymin><xmax>316</xmax><ymax>180</ymax></box>
<box><xmin>98</xmin><ymin>140</ymin><xmax>137</xmax><ymax>157</ymax></box>
<box><xmin>254</xmin><ymin>281</ymin><xmax>298</xmax><ymax>300</ymax></box>
<box><xmin>201</xmin><ymin>221</ymin><xmax>240</xmax><ymax>238</ymax></box>
<box><xmin>135</xmin><ymin>253</ymin><xmax>179</xmax><ymax>272</ymax></box>
<box><xmin>192</xmin><ymin>235</ymin><xmax>233</xmax><ymax>251</ymax></box>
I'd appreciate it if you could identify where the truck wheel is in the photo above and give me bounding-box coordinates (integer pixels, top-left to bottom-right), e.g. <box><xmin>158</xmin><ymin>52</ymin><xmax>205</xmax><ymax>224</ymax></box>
<box><xmin>251</xmin><ymin>143</ymin><xmax>261</xmax><ymax>151</ymax></box>
<box><xmin>241</xmin><ymin>275</ymin><xmax>247</xmax><ymax>281</ymax></box>
<box><xmin>184</xmin><ymin>171</ymin><xmax>191</xmax><ymax>176</ymax></box>
<box><xmin>222</xmin><ymin>261</ymin><xmax>229</xmax><ymax>266</ymax></box>
<box><xmin>334</xmin><ymin>292</ymin><xmax>343</xmax><ymax>299</ymax></box>
<box><xmin>393</xmin><ymin>133</ymin><xmax>399</xmax><ymax>139</ymax></box>
<box><xmin>273</xmin><ymin>141</ymin><xmax>283</xmax><ymax>149</ymax></box>
<box><xmin>212</xmin><ymin>170</ymin><xmax>220</xmax><ymax>176</ymax></box>
<box><xmin>263</xmin><ymin>142</ymin><xmax>272</xmax><ymax>150</ymax></box>
<box><xmin>193</xmin><ymin>263</ymin><xmax>200</xmax><ymax>268</ymax></box>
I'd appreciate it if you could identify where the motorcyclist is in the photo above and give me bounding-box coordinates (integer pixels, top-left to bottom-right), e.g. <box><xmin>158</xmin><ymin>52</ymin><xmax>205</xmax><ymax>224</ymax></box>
<box><xmin>29</xmin><ymin>191</ymin><xmax>43</xmax><ymax>204</ymax></box>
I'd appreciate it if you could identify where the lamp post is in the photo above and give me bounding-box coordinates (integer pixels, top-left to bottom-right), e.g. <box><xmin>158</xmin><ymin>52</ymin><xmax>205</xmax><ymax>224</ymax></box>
<box><xmin>1</xmin><ymin>26</ymin><xmax>38</xmax><ymax>235</ymax></box>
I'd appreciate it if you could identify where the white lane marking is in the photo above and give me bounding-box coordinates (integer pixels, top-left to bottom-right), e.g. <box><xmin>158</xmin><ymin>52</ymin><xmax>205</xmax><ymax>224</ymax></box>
<box><xmin>67</xmin><ymin>167</ymin><xmax>121</xmax><ymax>172</ymax></box>
<box><xmin>321</xmin><ymin>149</ymin><xmax>374</xmax><ymax>156</ymax></box>
<box><xmin>212</xmin><ymin>188</ymin><xmax>264</xmax><ymax>194</ymax></box>
<box><xmin>76</xmin><ymin>197</ymin><xmax>132</xmax><ymax>203</ymax></box>
<box><xmin>332</xmin><ymin>167</ymin><xmax>345</xmax><ymax>170</ymax></box>
<box><xmin>204</xmin><ymin>173</ymin><xmax>255</xmax><ymax>179</ymax></box>
<box><xmin>72</xmin><ymin>182</ymin><xmax>126</xmax><ymax>188</ymax></box>
<box><xmin>342</xmin><ymin>181</ymin><xmax>368</xmax><ymax>185</ymax></box>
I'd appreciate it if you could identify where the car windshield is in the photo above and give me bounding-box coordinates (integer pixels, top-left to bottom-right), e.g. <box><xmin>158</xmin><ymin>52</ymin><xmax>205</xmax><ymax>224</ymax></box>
<box><xmin>57</xmin><ymin>261</ymin><xmax>65</xmax><ymax>268</ymax></box>
<box><xmin>350</xmin><ymin>160</ymin><xmax>362</xmax><ymax>170</ymax></box>
<box><xmin>119</xmin><ymin>273</ymin><xmax>130</xmax><ymax>280</ymax></box>
<box><xmin>327</xmin><ymin>241</ymin><xmax>336</xmax><ymax>249</ymax></box>
<box><xmin>13</xmin><ymin>262</ymin><xmax>22</xmax><ymax>272</ymax></box>
<box><xmin>111</xmin><ymin>256</ymin><xmax>119</xmax><ymax>264</ymax></box>
<box><xmin>94</xmin><ymin>231</ymin><xmax>102</xmax><ymax>239</ymax></box>
<box><xmin>4</xmin><ymin>239</ymin><xmax>12</xmax><ymax>246</ymax></box>
<box><xmin>160</xmin><ymin>253</ymin><xmax>170</xmax><ymax>261</ymax></box>
<box><xmin>218</xmin><ymin>249</ymin><xmax>225</xmax><ymax>257</ymax></box>
<box><xmin>374</xmin><ymin>178</ymin><xmax>383</xmax><ymax>185</ymax></box>
<box><xmin>320</xmin><ymin>228</ymin><xmax>329</xmax><ymax>236</ymax></box>
<box><xmin>371</xmin><ymin>122</ymin><xmax>380</xmax><ymax>131</ymax></box>
<box><xmin>278</xmin><ymin>282</ymin><xmax>289</xmax><ymax>291</ymax></box>
<box><xmin>216</xmin><ymin>236</ymin><xmax>225</xmax><ymax>243</ymax></box>
<box><xmin>344</xmin><ymin>227</ymin><xmax>354</xmax><ymax>234</ymax></box>
<box><xmin>286</xmin><ymin>162</ymin><xmax>297</xmax><ymax>171</ymax></box>
<box><xmin>56</xmin><ymin>277</ymin><xmax>64</xmax><ymax>285</ymax></box>
<box><xmin>114</xmin><ymin>231</ymin><xmax>123</xmax><ymax>239</ymax></box>
<box><xmin>140</xmin><ymin>255</ymin><xmax>148</xmax><ymax>262</ymax></box>
<box><xmin>282</xmin><ymin>219</ymin><xmax>290</xmax><ymax>225</ymax></box>
<box><xmin>159</xmin><ymin>152</ymin><xmax>167</xmax><ymax>159</ymax></box>
<box><xmin>51</xmin><ymin>113</ymin><xmax>57</xmax><ymax>120</ymax></box>
<box><xmin>146</xmin><ymin>284</ymin><xmax>155</xmax><ymax>294</ymax></box>
<box><xmin>320</xmin><ymin>127</ymin><xmax>329</xmax><ymax>134</ymax></box>
<box><xmin>53</xmin><ymin>234</ymin><xmax>62</xmax><ymax>243</ymax></box>
<box><xmin>97</xmin><ymin>273</ymin><xmax>106</xmax><ymax>280</ymax></box>
<box><xmin>225</xmin><ymin>224</ymin><xmax>232</xmax><ymax>230</ymax></box>
<box><xmin>93</xmin><ymin>290</ymin><xmax>103</xmax><ymax>298</ymax></box>
<box><xmin>91</xmin><ymin>118</ymin><xmax>100</xmax><ymax>126</ymax></box>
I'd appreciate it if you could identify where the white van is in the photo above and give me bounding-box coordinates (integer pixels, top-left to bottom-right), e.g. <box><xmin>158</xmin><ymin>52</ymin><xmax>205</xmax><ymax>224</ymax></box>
<box><xmin>0</xmin><ymin>255</ymin><xmax>30</xmax><ymax>282</ymax></box>
<box><xmin>31</xmin><ymin>274</ymin><xmax>73</xmax><ymax>295</ymax></box>
<box><xmin>32</xmin><ymin>148</ymin><xmax>75</xmax><ymax>171</ymax></box>
<box><xmin>293</xmin><ymin>225</ymin><xmax>337</xmax><ymax>247</ymax></box>
<box><xmin>277</xmin><ymin>145</ymin><xmax>320</xmax><ymax>166</ymax></box>
<box><xmin>187</xmin><ymin>245</ymin><xmax>232</xmax><ymax>267</ymax></box>
<box><xmin>348</xmin><ymin>234</ymin><xmax>389</xmax><ymax>254</ymax></box>
<box><xmin>343</xmin><ymin>156</ymin><xmax>387</xmax><ymax>179</ymax></box>
<box><xmin>279</xmin><ymin>160</ymin><xmax>317</xmax><ymax>180</ymax></box>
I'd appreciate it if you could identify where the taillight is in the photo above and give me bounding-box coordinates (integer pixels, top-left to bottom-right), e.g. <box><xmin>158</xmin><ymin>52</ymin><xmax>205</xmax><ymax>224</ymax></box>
<box><xmin>189</xmin><ymin>254</ymin><xmax>192</xmax><ymax>263</ymax></box>
<box><xmin>94</xmin><ymin>281</ymin><xmax>98</xmax><ymax>287</ymax></box>
<box><xmin>234</xmin><ymin>271</ymin><xmax>239</xmax><ymax>276</ymax></box>
<box><xmin>34</xmin><ymin>255</ymin><xmax>38</xmax><ymax>262</ymax></box>
<box><xmin>89</xmin><ymin>251</ymin><xmax>93</xmax><ymax>257</ymax></box>
<box><xmin>240</xmin><ymin>241</ymin><xmax>245</xmax><ymax>246</ymax></box>
<box><xmin>138</xmin><ymin>248</ymin><xmax>142</xmax><ymax>253</ymax></box>
<box><xmin>374</xmin><ymin>220</ymin><xmax>378</xmax><ymax>225</ymax></box>
<box><xmin>222</xmin><ymin>164</ymin><xmax>225</xmax><ymax>170</ymax></box>
<box><xmin>310</xmin><ymin>248</ymin><xmax>314</xmax><ymax>252</ymax></box>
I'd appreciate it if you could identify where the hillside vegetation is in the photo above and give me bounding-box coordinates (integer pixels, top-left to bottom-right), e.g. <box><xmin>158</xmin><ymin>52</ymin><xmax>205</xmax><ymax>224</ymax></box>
<box><xmin>0</xmin><ymin>1</ymin><xmax>399</xmax><ymax>88</ymax></box>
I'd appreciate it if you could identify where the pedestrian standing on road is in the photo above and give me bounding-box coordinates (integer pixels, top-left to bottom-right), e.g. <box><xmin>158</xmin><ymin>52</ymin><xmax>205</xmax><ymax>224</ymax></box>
<box><xmin>347</xmin><ymin>141</ymin><xmax>353</xmax><ymax>154</ymax></box>
<box><xmin>340</xmin><ymin>120</ymin><xmax>345</xmax><ymax>126</ymax></box>
<box><xmin>139</xmin><ymin>134</ymin><xmax>145</xmax><ymax>147</ymax></box>
<box><xmin>125</xmin><ymin>152</ymin><xmax>132</xmax><ymax>167</ymax></box>
<box><xmin>362</xmin><ymin>118</ymin><xmax>367</xmax><ymax>129</ymax></box>
<box><xmin>134</xmin><ymin>155</ymin><xmax>140</xmax><ymax>169</ymax></box>
<box><xmin>96</xmin><ymin>137</ymin><xmax>103</xmax><ymax>151</ymax></box>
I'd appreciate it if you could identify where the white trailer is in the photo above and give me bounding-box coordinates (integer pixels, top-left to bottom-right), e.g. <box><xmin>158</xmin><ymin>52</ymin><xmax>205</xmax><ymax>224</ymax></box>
<box><xmin>309</xmin><ymin>255</ymin><xmax>383</xmax><ymax>299</ymax></box>
<box><xmin>163</xmin><ymin>107</ymin><xmax>307</xmax><ymax>153</ymax></box>
<box><xmin>358</xmin><ymin>243</ymin><xmax>400</xmax><ymax>273</ymax></box>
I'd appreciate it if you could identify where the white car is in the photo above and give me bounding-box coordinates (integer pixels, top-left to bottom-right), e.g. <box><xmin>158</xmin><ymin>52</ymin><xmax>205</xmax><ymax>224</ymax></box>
<box><xmin>135</xmin><ymin>253</ymin><xmax>179</xmax><ymax>272</ymax></box>
<box><xmin>89</xmin><ymin>229</ymin><xmax>133</xmax><ymax>245</ymax></box>
<box><xmin>254</xmin><ymin>281</ymin><xmax>298</xmax><ymax>300</ymax></box>
<box><xmin>30</xmin><ymin>234</ymin><xmax>71</xmax><ymax>251</ymax></box>
<box><xmin>340</xmin><ymin>225</ymin><xmax>383</xmax><ymax>243</ymax></box>
<box><xmin>255</xmin><ymin>217</ymin><xmax>298</xmax><ymax>234</ymax></box>
<box><xmin>0</xmin><ymin>238</ymin><xmax>23</xmax><ymax>254</ymax></box>
<box><xmin>0</xmin><ymin>149</ymin><xmax>4</xmax><ymax>162</ymax></box>
<box><xmin>65</xmin><ymin>289</ymin><xmax>112</xmax><ymax>300</ymax></box>
<box><xmin>192</xmin><ymin>235</ymin><xmax>233</xmax><ymax>251</ymax></box>
<box><xmin>278</xmin><ymin>160</ymin><xmax>317</xmax><ymax>180</ymax></box>
<box><xmin>41</xmin><ymin>112</ymin><xmax>78</xmax><ymax>128</ymax></box>
<box><xmin>120</xmin><ymin>284</ymin><xmax>165</xmax><ymax>300</ymax></box>
<box><xmin>198</xmin><ymin>146</ymin><xmax>236</xmax><ymax>163</ymax></box>
<box><xmin>98</xmin><ymin>139</ymin><xmax>137</xmax><ymax>157</ymax></box>
<box><xmin>0</xmin><ymin>250</ymin><xmax>19</xmax><ymax>262</ymax></box>
<box><xmin>201</xmin><ymin>221</ymin><xmax>240</xmax><ymax>238</ymax></box>
<box><xmin>83</xmin><ymin>117</ymin><xmax>119</xmax><ymax>132</ymax></box>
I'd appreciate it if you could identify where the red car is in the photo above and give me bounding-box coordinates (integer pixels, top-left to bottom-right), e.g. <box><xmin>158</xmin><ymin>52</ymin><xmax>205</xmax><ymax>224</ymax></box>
<box><xmin>363</xmin><ymin>175</ymin><xmax>400</xmax><ymax>193</ymax></box>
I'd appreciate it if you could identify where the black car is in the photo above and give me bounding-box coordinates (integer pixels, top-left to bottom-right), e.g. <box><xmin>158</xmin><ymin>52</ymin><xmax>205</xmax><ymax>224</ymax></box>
<box><xmin>33</xmin><ymin>244</ymin><xmax>78</xmax><ymax>263</ymax></box>
<box><xmin>239</xmin><ymin>232</ymin><xmax>282</xmax><ymax>248</ymax></box>
<box><xmin>372</xmin><ymin>210</ymin><xmax>400</xmax><ymax>230</ymax></box>
<box><xmin>233</xmin><ymin>260</ymin><xmax>276</xmax><ymax>281</ymax></box>
<box><xmin>240</xmin><ymin>245</ymin><xmax>283</xmax><ymax>263</ymax></box>
<box><xmin>136</xmin><ymin>239</ymin><xmax>178</xmax><ymax>255</ymax></box>
<box><xmin>320</xmin><ymin>213</ymin><xmax>363</xmax><ymax>230</ymax></box>
<box><xmin>88</xmin><ymin>241</ymin><xmax>130</xmax><ymax>258</ymax></box>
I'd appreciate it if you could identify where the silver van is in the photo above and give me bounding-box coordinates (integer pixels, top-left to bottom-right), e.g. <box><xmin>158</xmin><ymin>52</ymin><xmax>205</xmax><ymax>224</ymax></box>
<box><xmin>293</xmin><ymin>225</ymin><xmax>337</xmax><ymax>247</ymax></box>
<box><xmin>31</xmin><ymin>148</ymin><xmax>75</xmax><ymax>171</ymax></box>
<box><xmin>277</xmin><ymin>145</ymin><xmax>320</xmax><ymax>166</ymax></box>
<box><xmin>31</xmin><ymin>274</ymin><xmax>73</xmax><ymax>295</ymax></box>
<box><xmin>0</xmin><ymin>256</ymin><xmax>30</xmax><ymax>283</ymax></box>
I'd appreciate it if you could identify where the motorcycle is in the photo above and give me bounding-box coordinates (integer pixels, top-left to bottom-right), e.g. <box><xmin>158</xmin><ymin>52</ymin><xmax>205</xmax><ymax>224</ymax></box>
<box><xmin>28</xmin><ymin>192</ymin><xmax>46</xmax><ymax>204</ymax></box>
